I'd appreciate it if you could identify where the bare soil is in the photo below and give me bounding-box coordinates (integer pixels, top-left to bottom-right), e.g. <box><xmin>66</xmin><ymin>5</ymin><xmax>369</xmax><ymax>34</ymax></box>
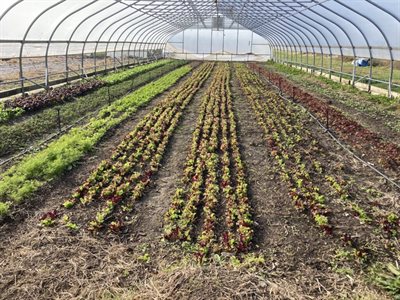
<box><xmin>0</xmin><ymin>64</ymin><xmax>214</xmax><ymax>299</ymax></box>
<box><xmin>0</xmin><ymin>63</ymin><xmax>396</xmax><ymax>300</ymax></box>
<box><xmin>230</xmin><ymin>70</ymin><xmax>396</xmax><ymax>298</ymax></box>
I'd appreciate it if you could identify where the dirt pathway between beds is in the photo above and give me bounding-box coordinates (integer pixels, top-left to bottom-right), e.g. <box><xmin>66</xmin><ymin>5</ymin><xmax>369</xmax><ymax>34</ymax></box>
<box><xmin>0</xmin><ymin>63</ymin><xmax>391</xmax><ymax>300</ymax></box>
<box><xmin>228</xmin><ymin>65</ymin><xmax>390</xmax><ymax>299</ymax></box>
<box><xmin>122</xmin><ymin>66</ymin><xmax>215</xmax><ymax>244</ymax></box>
<box><xmin>0</xmin><ymin>63</ymin><xmax>213</xmax><ymax>300</ymax></box>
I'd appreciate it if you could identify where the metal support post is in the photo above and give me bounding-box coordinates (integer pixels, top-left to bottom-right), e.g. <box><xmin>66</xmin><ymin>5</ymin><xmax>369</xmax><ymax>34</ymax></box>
<box><xmin>388</xmin><ymin>59</ymin><xmax>394</xmax><ymax>98</ymax></box>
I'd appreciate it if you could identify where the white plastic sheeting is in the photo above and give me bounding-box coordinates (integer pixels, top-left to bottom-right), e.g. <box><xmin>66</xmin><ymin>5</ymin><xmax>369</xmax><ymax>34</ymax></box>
<box><xmin>217</xmin><ymin>0</ymin><xmax>400</xmax><ymax>60</ymax></box>
<box><xmin>0</xmin><ymin>0</ymin><xmax>399</xmax><ymax>95</ymax></box>
<box><xmin>0</xmin><ymin>0</ymin><xmax>398</xmax><ymax>59</ymax></box>
<box><xmin>168</xmin><ymin>17</ymin><xmax>270</xmax><ymax>58</ymax></box>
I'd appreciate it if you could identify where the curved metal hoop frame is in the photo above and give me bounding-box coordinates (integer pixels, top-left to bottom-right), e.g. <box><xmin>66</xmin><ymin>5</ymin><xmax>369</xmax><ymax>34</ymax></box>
<box><xmin>0</xmin><ymin>0</ymin><xmax>398</xmax><ymax>95</ymax></box>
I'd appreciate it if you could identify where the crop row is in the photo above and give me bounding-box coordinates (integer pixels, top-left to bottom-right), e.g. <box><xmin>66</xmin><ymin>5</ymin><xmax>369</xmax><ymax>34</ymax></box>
<box><xmin>236</xmin><ymin>64</ymin><xmax>399</xmax><ymax>261</ymax></box>
<box><xmin>0</xmin><ymin>59</ymin><xmax>175</xmax><ymax>123</ymax></box>
<box><xmin>3</xmin><ymin>80</ymin><xmax>104</xmax><ymax>113</ymax></box>
<box><xmin>0</xmin><ymin>64</ymin><xmax>193</xmax><ymax>217</ymax></box>
<box><xmin>249</xmin><ymin>63</ymin><xmax>400</xmax><ymax>170</ymax></box>
<box><xmin>102</xmin><ymin>59</ymin><xmax>173</xmax><ymax>85</ymax></box>
<box><xmin>245</xmin><ymin>64</ymin><xmax>400</xmax><ymax>242</ymax></box>
<box><xmin>235</xmin><ymin>64</ymin><xmax>332</xmax><ymax>233</ymax></box>
<box><xmin>58</xmin><ymin>62</ymin><xmax>215</xmax><ymax>230</ymax></box>
<box><xmin>164</xmin><ymin>63</ymin><xmax>252</xmax><ymax>259</ymax></box>
<box><xmin>324</xmin><ymin>174</ymin><xmax>399</xmax><ymax>241</ymax></box>
<box><xmin>0</xmin><ymin>60</ymin><xmax>187</xmax><ymax>159</ymax></box>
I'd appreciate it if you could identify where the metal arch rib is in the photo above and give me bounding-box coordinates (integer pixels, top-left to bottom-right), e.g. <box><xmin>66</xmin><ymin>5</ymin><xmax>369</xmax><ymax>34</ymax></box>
<box><xmin>44</xmin><ymin>1</ymin><xmax>98</xmax><ymax>86</ymax></box>
<box><xmin>335</xmin><ymin>0</ymin><xmax>393</xmax><ymax>61</ymax></box>
<box><xmin>293</xmin><ymin>10</ymin><xmax>339</xmax><ymax>65</ymax></box>
<box><xmin>86</xmin><ymin>0</ymin><xmax>190</xmax><ymax>67</ymax></box>
<box><xmin>18</xmin><ymin>0</ymin><xmax>66</xmax><ymax>92</ymax></box>
<box><xmin>300</xmin><ymin>6</ymin><xmax>346</xmax><ymax>58</ymax></box>
<box><xmin>269</xmin><ymin>21</ymin><xmax>307</xmax><ymax>54</ymax></box>
<box><xmin>365</xmin><ymin>0</ymin><xmax>399</xmax><ymax>22</ymax></box>
<box><xmin>114</xmin><ymin>18</ymin><xmax>167</xmax><ymax>66</ymax></box>
<box><xmin>334</xmin><ymin>0</ymin><xmax>395</xmax><ymax>96</ymax></box>
<box><xmin>130</xmin><ymin>20</ymin><xmax>172</xmax><ymax>63</ymax></box>
<box><xmin>276</xmin><ymin>0</ymin><xmax>328</xmax><ymax>57</ymax></box>
<box><xmin>119</xmin><ymin>21</ymin><xmax>175</xmax><ymax>67</ymax></box>
<box><xmin>140</xmin><ymin>24</ymin><xmax>180</xmax><ymax>52</ymax></box>
<box><xmin>108</xmin><ymin>14</ymin><xmax>157</xmax><ymax>68</ymax></box>
<box><xmin>105</xmin><ymin>17</ymin><xmax>168</xmax><ymax>69</ymax></box>
<box><xmin>283</xmin><ymin>17</ymin><xmax>325</xmax><ymax>68</ymax></box>
<box><xmin>275</xmin><ymin>18</ymin><xmax>317</xmax><ymax>54</ymax></box>
<box><xmin>124</xmin><ymin>16</ymin><xmax>200</xmax><ymax>59</ymax></box>
<box><xmin>275</xmin><ymin>0</ymin><xmax>330</xmax><ymax>55</ymax></box>
<box><xmin>0</xmin><ymin>0</ymin><xmax>24</xmax><ymax>22</ymax></box>
<box><xmin>258</xmin><ymin>27</ymin><xmax>292</xmax><ymax>56</ymax></box>
<box><xmin>80</xmin><ymin>0</ymin><xmax>144</xmax><ymax>70</ymax></box>
<box><xmin>214</xmin><ymin>1</ymin><xmax>283</xmax><ymax>57</ymax></box>
<box><xmin>216</xmin><ymin>1</ymin><xmax>300</xmax><ymax>53</ymax></box>
<box><xmin>65</xmin><ymin>1</ymin><xmax>121</xmax><ymax>81</ymax></box>
<box><xmin>319</xmin><ymin>2</ymin><xmax>370</xmax><ymax>58</ymax></box>
<box><xmin>288</xmin><ymin>3</ymin><xmax>333</xmax><ymax>57</ymax></box>
<box><xmin>92</xmin><ymin>9</ymin><xmax>153</xmax><ymax>72</ymax></box>
<box><xmin>136</xmin><ymin>24</ymin><xmax>184</xmax><ymax>60</ymax></box>
<box><xmin>260</xmin><ymin>22</ymin><xmax>302</xmax><ymax>57</ymax></box>
<box><xmin>127</xmin><ymin>22</ymin><xmax>178</xmax><ymax>59</ymax></box>
<box><xmin>302</xmin><ymin>4</ymin><xmax>358</xmax><ymax>82</ymax></box>
<box><xmin>185</xmin><ymin>0</ymin><xmax>207</xmax><ymax>28</ymax></box>
<box><xmin>260</xmin><ymin>18</ymin><xmax>316</xmax><ymax>56</ymax></box>
<box><xmin>119</xmin><ymin>15</ymin><xmax>166</xmax><ymax>63</ymax></box>
<box><xmin>141</xmin><ymin>27</ymin><xmax>180</xmax><ymax>61</ymax></box>
<box><xmin>219</xmin><ymin>0</ymin><xmax>355</xmax><ymax>60</ymax></box>
<box><xmin>259</xmin><ymin>31</ymin><xmax>285</xmax><ymax>60</ymax></box>
<box><xmin>114</xmin><ymin>0</ymin><xmax>215</xmax><ymax>60</ymax></box>
<box><xmin>291</xmin><ymin>7</ymin><xmax>344</xmax><ymax>76</ymax></box>
<box><xmin>110</xmin><ymin>1</ymin><xmax>169</xmax><ymax>67</ymax></box>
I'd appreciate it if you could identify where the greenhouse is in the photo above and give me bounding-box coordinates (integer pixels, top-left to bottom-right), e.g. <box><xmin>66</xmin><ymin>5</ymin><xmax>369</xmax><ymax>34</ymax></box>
<box><xmin>0</xmin><ymin>0</ymin><xmax>399</xmax><ymax>299</ymax></box>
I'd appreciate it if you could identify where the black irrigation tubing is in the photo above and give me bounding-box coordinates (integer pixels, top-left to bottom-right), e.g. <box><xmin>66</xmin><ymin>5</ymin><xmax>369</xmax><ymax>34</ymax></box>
<box><xmin>0</xmin><ymin>63</ymin><xmax>187</xmax><ymax>169</ymax></box>
<box><xmin>254</xmin><ymin>66</ymin><xmax>400</xmax><ymax>191</ymax></box>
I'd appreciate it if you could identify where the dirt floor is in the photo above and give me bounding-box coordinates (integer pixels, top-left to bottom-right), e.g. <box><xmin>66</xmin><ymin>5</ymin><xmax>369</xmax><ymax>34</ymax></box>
<box><xmin>0</xmin><ymin>63</ymin><xmax>398</xmax><ymax>299</ymax></box>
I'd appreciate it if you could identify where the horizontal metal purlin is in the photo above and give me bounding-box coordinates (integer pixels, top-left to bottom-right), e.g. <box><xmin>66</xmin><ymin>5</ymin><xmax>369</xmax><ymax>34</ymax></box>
<box><xmin>0</xmin><ymin>40</ymin><xmax>163</xmax><ymax>45</ymax></box>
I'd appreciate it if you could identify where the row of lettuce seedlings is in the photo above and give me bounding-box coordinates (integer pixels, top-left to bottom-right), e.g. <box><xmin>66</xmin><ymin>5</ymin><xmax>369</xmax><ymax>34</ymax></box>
<box><xmin>164</xmin><ymin>63</ymin><xmax>253</xmax><ymax>260</ymax></box>
<box><xmin>41</xmin><ymin>63</ymin><xmax>215</xmax><ymax>231</ymax></box>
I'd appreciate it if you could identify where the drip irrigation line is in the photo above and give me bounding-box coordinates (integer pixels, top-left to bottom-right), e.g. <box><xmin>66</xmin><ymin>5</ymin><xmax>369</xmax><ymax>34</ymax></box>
<box><xmin>0</xmin><ymin>62</ymin><xmax>186</xmax><ymax>169</ymax></box>
<box><xmin>256</xmin><ymin>66</ymin><xmax>400</xmax><ymax>191</ymax></box>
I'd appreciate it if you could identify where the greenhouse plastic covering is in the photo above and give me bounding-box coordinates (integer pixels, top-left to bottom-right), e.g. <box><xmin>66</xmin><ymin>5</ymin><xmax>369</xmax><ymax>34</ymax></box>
<box><xmin>0</xmin><ymin>0</ymin><xmax>399</xmax><ymax>59</ymax></box>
